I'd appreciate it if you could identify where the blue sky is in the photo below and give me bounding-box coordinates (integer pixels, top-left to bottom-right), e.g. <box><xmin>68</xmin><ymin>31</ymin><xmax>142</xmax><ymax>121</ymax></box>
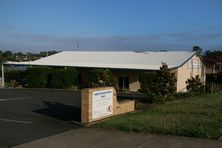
<box><xmin>0</xmin><ymin>0</ymin><xmax>222</xmax><ymax>52</ymax></box>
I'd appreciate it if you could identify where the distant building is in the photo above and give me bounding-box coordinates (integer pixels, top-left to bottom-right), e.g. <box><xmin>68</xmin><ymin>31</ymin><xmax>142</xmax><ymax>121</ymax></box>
<box><xmin>203</xmin><ymin>56</ymin><xmax>222</xmax><ymax>74</ymax></box>
<box><xmin>2</xmin><ymin>51</ymin><xmax>206</xmax><ymax>92</ymax></box>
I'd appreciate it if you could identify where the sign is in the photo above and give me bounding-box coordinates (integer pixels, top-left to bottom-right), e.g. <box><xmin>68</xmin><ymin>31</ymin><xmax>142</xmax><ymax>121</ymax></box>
<box><xmin>92</xmin><ymin>89</ymin><xmax>113</xmax><ymax>119</ymax></box>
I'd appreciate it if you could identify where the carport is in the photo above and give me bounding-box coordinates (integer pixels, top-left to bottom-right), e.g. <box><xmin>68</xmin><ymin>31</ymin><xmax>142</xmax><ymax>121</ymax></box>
<box><xmin>1</xmin><ymin>61</ymin><xmax>31</xmax><ymax>87</ymax></box>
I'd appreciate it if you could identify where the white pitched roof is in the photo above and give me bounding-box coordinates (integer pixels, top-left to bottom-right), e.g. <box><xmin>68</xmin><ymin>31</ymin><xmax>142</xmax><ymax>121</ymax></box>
<box><xmin>5</xmin><ymin>51</ymin><xmax>196</xmax><ymax>70</ymax></box>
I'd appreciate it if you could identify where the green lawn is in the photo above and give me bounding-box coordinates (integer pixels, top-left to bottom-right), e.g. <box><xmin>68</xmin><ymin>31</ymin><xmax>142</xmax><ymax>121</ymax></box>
<box><xmin>93</xmin><ymin>93</ymin><xmax>222</xmax><ymax>139</ymax></box>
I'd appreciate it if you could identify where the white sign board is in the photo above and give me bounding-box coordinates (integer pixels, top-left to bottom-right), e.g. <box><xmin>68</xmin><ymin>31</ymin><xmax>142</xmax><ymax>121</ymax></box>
<box><xmin>92</xmin><ymin>89</ymin><xmax>113</xmax><ymax>119</ymax></box>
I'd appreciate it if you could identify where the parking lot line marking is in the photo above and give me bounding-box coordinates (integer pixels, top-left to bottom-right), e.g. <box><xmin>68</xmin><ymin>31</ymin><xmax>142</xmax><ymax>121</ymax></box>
<box><xmin>0</xmin><ymin>96</ymin><xmax>31</xmax><ymax>102</ymax></box>
<box><xmin>0</xmin><ymin>119</ymin><xmax>32</xmax><ymax>124</ymax></box>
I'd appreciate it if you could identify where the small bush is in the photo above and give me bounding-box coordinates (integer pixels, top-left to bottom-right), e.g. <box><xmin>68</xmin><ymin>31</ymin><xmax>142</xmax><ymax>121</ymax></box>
<box><xmin>89</xmin><ymin>69</ymin><xmax>116</xmax><ymax>88</ymax></box>
<box><xmin>186</xmin><ymin>75</ymin><xmax>203</xmax><ymax>95</ymax></box>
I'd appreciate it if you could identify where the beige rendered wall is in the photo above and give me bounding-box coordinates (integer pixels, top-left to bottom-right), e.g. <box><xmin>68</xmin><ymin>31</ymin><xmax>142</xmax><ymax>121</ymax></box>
<box><xmin>114</xmin><ymin>71</ymin><xmax>141</xmax><ymax>92</ymax></box>
<box><xmin>176</xmin><ymin>55</ymin><xmax>206</xmax><ymax>92</ymax></box>
<box><xmin>129</xmin><ymin>73</ymin><xmax>141</xmax><ymax>91</ymax></box>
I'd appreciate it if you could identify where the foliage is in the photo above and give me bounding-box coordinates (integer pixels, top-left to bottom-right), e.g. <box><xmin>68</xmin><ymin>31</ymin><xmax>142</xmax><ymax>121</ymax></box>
<box><xmin>94</xmin><ymin>93</ymin><xmax>222</xmax><ymax>139</ymax></box>
<box><xmin>0</xmin><ymin>57</ymin><xmax>4</xmax><ymax>65</ymax></box>
<box><xmin>140</xmin><ymin>72</ymin><xmax>156</xmax><ymax>102</ymax></box>
<box><xmin>0</xmin><ymin>50</ymin><xmax>5</xmax><ymax>64</ymax></box>
<box><xmin>0</xmin><ymin>50</ymin><xmax>59</xmax><ymax>62</ymax></box>
<box><xmin>215</xmin><ymin>72</ymin><xmax>222</xmax><ymax>83</ymax></box>
<box><xmin>89</xmin><ymin>69</ymin><xmax>117</xmax><ymax>88</ymax></box>
<box><xmin>186</xmin><ymin>75</ymin><xmax>203</xmax><ymax>94</ymax></box>
<box><xmin>192</xmin><ymin>46</ymin><xmax>202</xmax><ymax>54</ymax></box>
<box><xmin>26</xmin><ymin>66</ymin><xmax>77</xmax><ymax>88</ymax></box>
<box><xmin>26</xmin><ymin>66</ymin><xmax>51</xmax><ymax>88</ymax></box>
<box><xmin>2</xmin><ymin>50</ymin><xmax>13</xmax><ymax>58</ymax></box>
<box><xmin>156</xmin><ymin>63</ymin><xmax>177</xmax><ymax>98</ymax></box>
<box><xmin>205</xmin><ymin>50</ymin><xmax>222</xmax><ymax>58</ymax></box>
<box><xmin>140</xmin><ymin>72</ymin><xmax>156</xmax><ymax>94</ymax></box>
<box><xmin>40</xmin><ymin>51</ymin><xmax>58</xmax><ymax>57</ymax></box>
<box><xmin>140</xmin><ymin>63</ymin><xmax>177</xmax><ymax>103</ymax></box>
<box><xmin>48</xmin><ymin>67</ymin><xmax>77</xmax><ymax>89</ymax></box>
<box><xmin>207</xmin><ymin>72</ymin><xmax>222</xmax><ymax>83</ymax></box>
<box><xmin>5</xmin><ymin>70</ymin><xmax>26</xmax><ymax>87</ymax></box>
<box><xmin>173</xmin><ymin>92</ymin><xmax>192</xmax><ymax>99</ymax></box>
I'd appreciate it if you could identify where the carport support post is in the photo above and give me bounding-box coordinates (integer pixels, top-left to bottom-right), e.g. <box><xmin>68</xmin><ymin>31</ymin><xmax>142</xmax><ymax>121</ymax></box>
<box><xmin>1</xmin><ymin>64</ymin><xmax>5</xmax><ymax>87</ymax></box>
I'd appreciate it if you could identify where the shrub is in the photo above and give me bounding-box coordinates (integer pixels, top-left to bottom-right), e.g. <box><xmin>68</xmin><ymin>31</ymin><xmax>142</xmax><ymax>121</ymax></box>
<box><xmin>62</xmin><ymin>68</ymin><xmax>78</xmax><ymax>88</ymax></box>
<box><xmin>26</xmin><ymin>66</ymin><xmax>77</xmax><ymax>89</ymax></box>
<box><xmin>48</xmin><ymin>67</ymin><xmax>77</xmax><ymax>89</ymax></box>
<box><xmin>48</xmin><ymin>69</ymin><xmax>63</xmax><ymax>88</ymax></box>
<box><xmin>89</xmin><ymin>69</ymin><xmax>116</xmax><ymax>88</ymax></box>
<box><xmin>140</xmin><ymin>63</ymin><xmax>177</xmax><ymax>103</ymax></box>
<box><xmin>186</xmin><ymin>75</ymin><xmax>203</xmax><ymax>95</ymax></box>
<box><xmin>26</xmin><ymin>66</ymin><xmax>51</xmax><ymax>88</ymax></box>
<box><xmin>140</xmin><ymin>72</ymin><xmax>157</xmax><ymax>94</ymax></box>
<box><xmin>5</xmin><ymin>70</ymin><xmax>26</xmax><ymax>86</ymax></box>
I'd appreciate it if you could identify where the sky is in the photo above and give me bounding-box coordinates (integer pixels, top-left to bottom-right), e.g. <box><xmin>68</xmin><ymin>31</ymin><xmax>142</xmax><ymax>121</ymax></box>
<box><xmin>0</xmin><ymin>0</ymin><xmax>222</xmax><ymax>53</ymax></box>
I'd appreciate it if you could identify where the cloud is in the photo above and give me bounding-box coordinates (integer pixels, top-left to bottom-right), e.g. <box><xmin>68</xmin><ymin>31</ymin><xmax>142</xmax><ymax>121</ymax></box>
<box><xmin>157</xmin><ymin>32</ymin><xmax>222</xmax><ymax>42</ymax></box>
<box><xmin>1</xmin><ymin>31</ymin><xmax>222</xmax><ymax>52</ymax></box>
<box><xmin>0</xmin><ymin>25</ymin><xmax>18</xmax><ymax>31</ymax></box>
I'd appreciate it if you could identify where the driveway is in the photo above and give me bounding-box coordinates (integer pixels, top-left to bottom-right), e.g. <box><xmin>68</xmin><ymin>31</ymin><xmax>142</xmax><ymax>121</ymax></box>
<box><xmin>0</xmin><ymin>88</ymin><xmax>81</xmax><ymax>147</ymax></box>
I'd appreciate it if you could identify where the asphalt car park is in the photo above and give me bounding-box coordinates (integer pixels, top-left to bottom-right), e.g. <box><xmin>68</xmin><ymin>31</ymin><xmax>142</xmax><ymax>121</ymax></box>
<box><xmin>0</xmin><ymin>88</ymin><xmax>81</xmax><ymax>148</ymax></box>
<box><xmin>0</xmin><ymin>88</ymin><xmax>146</xmax><ymax>147</ymax></box>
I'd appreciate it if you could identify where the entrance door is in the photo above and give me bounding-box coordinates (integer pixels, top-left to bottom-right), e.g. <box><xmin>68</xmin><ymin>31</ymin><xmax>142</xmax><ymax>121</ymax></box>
<box><xmin>119</xmin><ymin>76</ymin><xmax>129</xmax><ymax>91</ymax></box>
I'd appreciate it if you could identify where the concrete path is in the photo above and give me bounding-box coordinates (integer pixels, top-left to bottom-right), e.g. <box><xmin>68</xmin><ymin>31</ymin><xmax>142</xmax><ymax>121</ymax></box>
<box><xmin>14</xmin><ymin>128</ymin><xmax>222</xmax><ymax>148</ymax></box>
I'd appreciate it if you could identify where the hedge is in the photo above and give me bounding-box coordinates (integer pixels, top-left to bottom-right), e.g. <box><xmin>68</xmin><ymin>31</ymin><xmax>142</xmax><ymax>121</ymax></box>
<box><xmin>26</xmin><ymin>66</ymin><xmax>77</xmax><ymax>89</ymax></box>
<box><xmin>26</xmin><ymin>66</ymin><xmax>51</xmax><ymax>88</ymax></box>
<box><xmin>48</xmin><ymin>68</ymin><xmax>77</xmax><ymax>89</ymax></box>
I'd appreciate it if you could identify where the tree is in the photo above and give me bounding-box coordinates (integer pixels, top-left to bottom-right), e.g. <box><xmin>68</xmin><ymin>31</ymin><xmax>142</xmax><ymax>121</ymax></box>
<box><xmin>0</xmin><ymin>50</ymin><xmax>5</xmax><ymax>64</ymax></box>
<box><xmin>140</xmin><ymin>63</ymin><xmax>177</xmax><ymax>103</ymax></box>
<box><xmin>192</xmin><ymin>46</ymin><xmax>202</xmax><ymax>54</ymax></box>
<box><xmin>156</xmin><ymin>63</ymin><xmax>177</xmax><ymax>98</ymax></box>
<box><xmin>2</xmin><ymin>50</ymin><xmax>13</xmax><ymax>58</ymax></box>
<box><xmin>204</xmin><ymin>50</ymin><xmax>222</xmax><ymax>58</ymax></box>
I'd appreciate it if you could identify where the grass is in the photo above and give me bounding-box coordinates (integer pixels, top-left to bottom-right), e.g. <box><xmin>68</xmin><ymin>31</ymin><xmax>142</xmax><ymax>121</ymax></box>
<box><xmin>93</xmin><ymin>93</ymin><xmax>222</xmax><ymax>139</ymax></box>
